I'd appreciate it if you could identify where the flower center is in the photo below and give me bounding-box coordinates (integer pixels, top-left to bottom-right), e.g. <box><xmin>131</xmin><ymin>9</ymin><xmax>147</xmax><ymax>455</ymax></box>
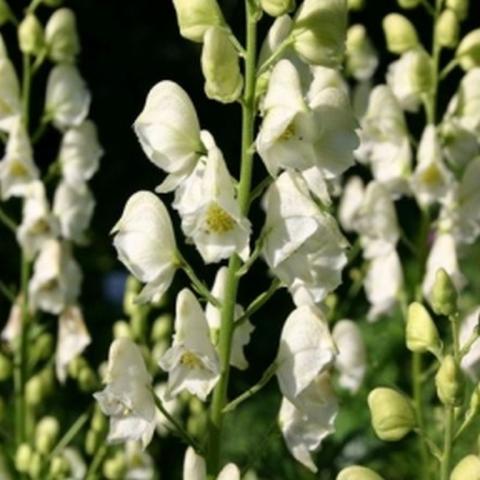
<box><xmin>180</xmin><ymin>352</ymin><xmax>204</xmax><ymax>369</ymax></box>
<box><xmin>205</xmin><ymin>203</ymin><xmax>235</xmax><ymax>234</ymax></box>
<box><xmin>9</xmin><ymin>160</ymin><xmax>29</xmax><ymax>177</ymax></box>
<box><xmin>420</xmin><ymin>163</ymin><xmax>442</xmax><ymax>186</ymax></box>
<box><xmin>31</xmin><ymin>218</ymin><xmax>50</xmax><ymax>235</ymax></box>
<box><xmin>279</xmin><ymin>123</ymin><xmax>296</xmax><ymax>141</ymax></box>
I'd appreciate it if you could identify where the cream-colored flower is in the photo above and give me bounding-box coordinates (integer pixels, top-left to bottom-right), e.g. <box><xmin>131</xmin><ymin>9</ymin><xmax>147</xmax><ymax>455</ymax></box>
<box><xmin>94</xmin><ymin>338</ymin><xmax>155</xmax><ymax>448</ymax></box>
<box><xmin>338</xmin><ymin>176</ymin><xmax>364</xmax><ymax>232</ymax></box>
<box><xmin>439</xmin><ymin>119</ymin><xmax>478</xmax><ymax>169</ymax></box>
<box><xmin>125</xmin><ymin>441</ymin><xmax>155</xmax><ymax>479</ymax></box>
<box><xmin>45</xmin><ymin>8</ymin><xmax>80</xmax><ymax>64</ymax></box>
<box><xmin>346</xmin><ymin>24</ymin><xmax>378</xmax><ymax>81</ymax></box>
<box><xmin>112</xmin><ymin>191</ymin><xmax>178</xmax><ymax>303</ymax></box>
<box><xmin>154</xmin><ymin>383</ymin><xmax>181</xmax><ymax>437</ymax></box>
<box><xmin>459</xmin><ymin>306</ymin><xmax>480</xmax><ymax>379</ymax></box>
<box><xmin>182</xmin><ymin>447</ymin><xmax>240</xmax><ymax>480</ymax></box>
<box><xmin>0</xmin><ymin>57</ymin><xmax>21</xmax><ymax>132</ymax></box>
<box><xmin>1</xmin><ymin>296</ymin><xmax>22</xmax><ymax>345</ymax></box>
<box><xmin>159</xmin><ymin>289</ymin><xmax>220</xmax><ymax>401</ymax></box>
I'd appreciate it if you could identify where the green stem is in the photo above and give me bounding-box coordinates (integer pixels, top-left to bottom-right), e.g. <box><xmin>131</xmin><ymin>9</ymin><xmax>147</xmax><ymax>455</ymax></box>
<box><xmin>85</xmin><ymin>442</ymin><xmax>108</xmax><ymax>480</ymax></box>
<box><xmin>0</xmin><ymin>207</ymin><xmax>17</xmax><ymax>234</ymax></box>
<box><xmin>257</xmin><ymin>36</ymin><xmax>293</xmax><ymax>77</ymax></box>
<box><xmin>440</xmin><ymin>406</ymin><xmax>454</xmax><ymax>480</ymax></box>
<box><xmin>47</xmin><ymin>411</ymin><xmax>90</xmax><ymax>460</ymax></box>
<box><xmin>22</xmin><ymin>55</ymin><xmax>32</xmax><ymax>130</ymax></box>
<box><xmin>206</xmin><ymin>1</ymin><xmax>258</xmax><ymax>473</ymax></box>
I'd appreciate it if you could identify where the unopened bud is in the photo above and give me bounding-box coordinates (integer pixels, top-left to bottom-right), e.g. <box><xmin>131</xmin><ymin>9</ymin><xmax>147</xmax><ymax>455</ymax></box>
<box><xmin>346</xmin><ymin>24</ymin><xmax>378</xmax><ymax>81</ymax></box>
<box><xmin>33</xmin><ymin>333</ymin><xmax>54</xmax><ymax>362</ymax></box>
<box><xmin>67</xmin><ymin>355</ymin><xmax>88</xmax><ymax>379</ymax></box>
<box><xmin>0</xmin><ymin>0</ymin><xmax>12</xmax><ymax>26</ymax></box>
<box><xmin>368</xmin><ymin>388</ymin><xmax>416</xmax><ymax>441</ymax></box>
<box><xmin>201</xmin><ymin>27</ymin><xmax>243</xmax><ymax>103</ymax></box>
<box><xmin>397</xmin><ymin>0</ymin><xmax>421</xmax><ymax>8</ymax></box>
<box><xmin>260</xmin><ymin>0</ymin><xmax>295</xmax><ymax>16</ymax></box>
<box><xmin>28</xmin><ymin>451</ymin><xmax>43</xmax><ymax>479</ymax></box>
<box><xmin>151</xmin><ymin>314</ymin><xmax>173</xmax><ymax>343</ymax></box>
<box><xmin>113</xmin><ymin>320</ymin><xmax>132</xmax><ymax>339</ymax></box>
<box><xmin>431</xmin><ymin>268</ymin><xmax>458</xmax><ymax>316</ymax></box>
<box><xmin>172</xmin><ymin>0</ymin><xmax>225</xmax><ymax>43</ymax></box>
<box><xmin>103</xmin><ymin>452</ymin><xmax>127</xmax><ymax>480</ymax></box>
<box><xmin>410</xmin><ymin>48</ymin><xmax>434</xmax><ymax>94</ymax></box>
<box><xmin>35</xmin><ymin>416</ymin><xmax>60</xmax><ymax>454</ymax></box>
<box><xmin>49</xmin><ymin>455</ymin><xmax>70</xmax><ymax>477</ymax></box>
<box><xmin>85</xmin><ymin>429</ymin><xmax>100</xmax><ymax>455</ymax></box>
<box><xmin>383</xmin><ymin>14</ymin><xmax>419</xmax><ymax>54</ymax></box>
<box><xmin>78</xmin><ymin>366</ymin><xmax>97</xmax><ymax>392</ymax></box>
<box><xmin>123</xmin><ymin>275</ymin><xmax>141</xmax><ymax>316</ymax></box>
<box><xmin>456</xmin><ymin>29</ymin><xmax>480</xmax><ymax>71</ymax></box>
<box><xmin>18</xmin><ymin>14</ymin><xmax>45</xmax><ymax>56</ymax></box>
<box><xmin>45</xmin><ymin>8</ymin><xmax>80</xmax><ymax>64</ymax></box>
<box><xmin>15</xmin><ymin>443</ymin><xmax>32</xmax><ymax>473</ymax></box>
<box><xmin>43</xmin><ymin>0</ymin><xmax>64</xmax><ymax>6</ymax></box>
<box><xmin>337</xmin><ymin>466</ymin><xmax>384</xmax><ymax>480</ymax></box>
<box><xmin>451</xmin><ymin>455</ymin><xmax>480</xmax><ymax>480</ymax></box>
<box><xmin>26</xmin><ymin>375</ymin><xmax>44</xmax><ymax>406</ymax></box>
<box><xmin>436</xmin><ymin>355</ymin><xmax>464</xmax><ymax>406</ymax></box>
<box><xmin>0</xmin><ymin>353</ymin><xmax>12</xmax><ymax>381</ymax></box>
<box><xmin>348</xmin><ymin>0</ymin><xmax>365</xmax><ymax>11</ymax></box>
<box><xmin>292</xmin><ymin>0</ymin><xmax>348</xmax><ymax>68</ymax></box>
<box><xmin>406</xmin><ymin>302</ymin><xmax>442</xmax><ymax>356</ymax></box>
<box><xmin>446</xmin><ymin>0</ymin><xmax>469</xmax><ymax>21</ymax></box>
<box><xmin>39</xmin><ymin>367</ymin><xmax>55</xmax><ymax>396</ymax></box>
<box><xmin>436</xmin><ymin>9</ymin><xmax>459</xmax><ymax>48</ymax></box>
<box><xmin>130</xmin><ymin>312</ymin><xmax>148</xmax><ymax>341</ymax></box>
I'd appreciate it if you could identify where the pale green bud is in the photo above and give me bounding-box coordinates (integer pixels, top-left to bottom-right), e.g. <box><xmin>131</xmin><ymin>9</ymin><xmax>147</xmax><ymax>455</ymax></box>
<box><xmin>152</xmin><ymin>339</ymin><xmax>169</xmax><ymax>364</ymax></box>
<box><xmin>85</xmin><ymin>429</ymin><xmax>100</xmax><ymax>456</ymax></box>
<box><xmin>15</xmin><ymin>443</ymin><xmax>32</xmax><ymax>473</ymax></box>
<box><xmin>67</xmin><ymin>355</ymin><xmax>88</xmax><ymax>379</ymax></box>
<box><xmin>0</xmin><ymin>0</ymin><xmax>12</xmax><ymax>26</ymax></box>
<box><xmin>346</xmin><ymin>24</ymin><xmax>378</xmax><ymax>80</ymax></box>
<box><xmin>151</xmin><ymin>314</ymin><xmax>172</xmax><ymax>342</ymax></box>
<box><xmin>113</xmin><ymin>320</ymin><xmax>132</xmax><ymax>339</ymax></box>
<box><xmin>431</xmin><ymin>268</ymin><xmax>458</xmax><ymax>316</ymax></box>
<box><xmin>103</xmin><ymin>452</ymin><xmax>127</xmax><ymax>480</ymax></box>
<box><xmin>49</xmin><ymin>455</ymin><xmax>70</xmax><ymax>477</ymax></box>
<box><xmin>436</xmin><ymin>355</ymin><xmax>464</xmax><ymax>406</ymax></box>
<box><xmin>337</xmin><ymin>466</ymin><xmax>384</xmax><ymax>480</ymax></box>
<box><xmin>446</xmin><ymin>0</ymin><xmax>469</xmax><ymax>21</ymax></box>
<box><xmin>397</xmin><ymin>0</ymin><xmax>420</xmax><ymax>8</ymax></box>
<box><xmin>26</xmin><ymin>375</ymin><xmax>44</xmax><ymax>406</ymax></box>
<box><xmin>406</xmin><ymin>302</ymin><xmax>442</xmax><ymax>356</ymax></box>
<box><xmin>409</xmin><ymin>48</ymin><xmax>434</xmax><ymax>93</ymax></box>
<box><xmin>123</xmin><ymin>275</ymin><xmax>141</xmax><ymax>316</ymax></box>
<box><xmin>347</xmin><ymin>0</ymin><xmax>364</xmax><ymax>10</ymax></box>
<box><xmin>368</xmin><ymin>388</ymin><xmax>416</xmax><ymax>441</ymax></box>
<box><xmin>456</xmin><ymin>29</ymin><xmax>480</xmax><ymax>71</ymax></box>
<box><xmin>451</xmin><ymin>455</ymin><xmax>480</xmax><ymax>480</ymax></box>
<box><xmin>201</xmin><ymin>26</ymin><xmax>243</xmax><ymax>103</ymax></box>
<box><xmin>172</xmin><ymin>0</ymin><xmax>225</xmax><ymax>43</ymax></box>
<box><xmin>78</xmin><ymin>366</ymin><xmax>97</xmax><ymax>392</ymax></box>
<box><xmin>45</xmin><ymin>8</ymin><xmax>80</xmax><ymax>64</ymax></box>
<box><xmin>436</xmin><ymin>9</ymin><xmax>460</xmax><ymax>48</ymax></box>
<box><xmin>43</xmin><ymin>0</ymin><xmax>64</xmax><ymax>6</ymax></box>
<box><xmin>130</xmin><ymin>312</ymin><xmax>148</xmax><ymax>341</ymax></box>
<box><xmin>32</xmin><ymin>333</ymin><xmax>54</xmax><ymax>362</ymax></box>
<box><xmin>35</xmin><ymin>416</ymin><xmax>60</xmax><ymax>454</ymax></box>
<box><xmin>28</xmin><ymin>451</ymin><xmax>43</xmax><ymax>479</ymax></box>
<box><xmin>39</xmin><ymin>367</ymin><xmax>55</xmax><ymax>396</ymax></box>
<box><xmin>91</xmin><ymin>406</ymin><xmax>107</xmax><ymax>433</ymax></box>
<box><xmin>0</xmin><ymin>353</ymin><xmax>12</xmax><ymax>381</ymax></box>
<box><xmin>18</xmin><ymin>14</ymin><xmax>45</xmax><ymax>56</ymax></box>
<box><xmin>260</xmin><ymin>0</ymin><xmax>295</xmax><ymax>16</ymax></box>
<box><xmin>383</xmin><ymin>14</ymin><xmax>419</xmax><ymax>54</ymax></box>
<box><xmin>292</xmin><ymin>0</ymin><xmax>348</xmax><ymax>68</ymax></box>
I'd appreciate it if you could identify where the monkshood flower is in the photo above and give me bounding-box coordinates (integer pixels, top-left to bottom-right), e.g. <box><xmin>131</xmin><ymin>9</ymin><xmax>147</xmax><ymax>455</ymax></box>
<box><xmin>17</xmin><ymin>181</ymin><xmax>58</xmax><ymax>259</ymax></box>
<box><xmin>0</xmin><ymin>119</ymin><xmax>39</xmax><ymax>199</ymax></box>
<box><xmin>29</xmin><ymin>239</ymin><xmax>82</xmax><ymax>315</ymax></box>
<box><xmin>58</xmin><ymin>120</ymin><xmax>103</xmax><ymax>185</ymax></box>
<box><xmin>112</xmin><ymin>191</ymin><xmax>178</xmax><ymax>304</ymax></box>
<box><xmin>279</xmin><ymin>372</ymin><xmax>338</xmax><ymax>473</ymax></box>
<box><xmin>159</xmin><ymin>289</ymin><xmax>220</xmax><ymax>401</ymax></box>
<box><xmin>94</xmin><ymin>338</ymin><xmax>156</xmax><ymax>448</ymax></box>
<box><xmin>332</xmin><ymin>319</ymin><xmax>366</xmax><ymax>392</ymax></box>
<box><xmin>133</xmin><ymin>81</ymin><xmax>203</xmax><ymax>193</ymax></box>
<box><xmin>173</xmin><ymin>131</ymin><xmax>251</xmax><ymax>263</ymax></box>
<box><xmin>262</xmin><ymin>170</ymin><xmax>348</xmax><ymax>305</ymax></box>
<box><xmin>355</xmin><ymin>85</ymin><xmax>412</xmax><ymax>196</ymax></box>
<box><xmin>411</xmin><ymin>125</ymin><xmax>453</xmax><ymax>208</ymax></box>
<box><xmin>439</xmin><ymin>119</ymin><xmax>479</xmax><ymax>169</ymax></box>
<box><xmin>338</xmin><ymin>175</ymin><xmax>364</xmax><ymax>232</ymax></box>
<box><xmin>124</xmin><ymin>441</ymin><xmax>155</xmax><ymax>479</ymax></box>
<box><xmin>0</xmin><ymin>57</ymin><xmax>21</xmax><ymax>132</ymax></box>
<box><xmin>205</xmin><ymin>267</ymin><xmax>254</xmax><ymax>370</ymax></box>
<box><xmin>55</xmin><ymin>306</ymin><xmax>91</xmax><ymax>382</ymax></box>
<box><xmin>276</xmin><ymin>305</ymin><xmax>337</xmax><ymax>406</ymax></box>
<box><xmin>345</xmin><ymin>24</ymin><xmax>378</xmax><ymax>81</ymax></box>
<box><xmin>45</xmin><ymin>64</ymin><xmax>91</xmax><ymax>130</ymax></box>
<box><xmin>53</xmin><ymin>180</ymin><xmax>95</xmax><ymax>244</ymax></box>
<box><xmin>459</xmin><ymin>306</ymin><xmax>480</xmax><ymax>379</ymax></box>
<box><xmin>1</xmin><ymin>295</ymin><xmax>22</xmax><ymax>344</ymax></box>
<box><xmin>44</xmin><ymin>8</ymin><xmax>80</xmax><ymax>64</ymax></box>
<box><xmin>183</xmin><ymin>447</ymin><xmax>240</xmax><ymax>480</ymax></box>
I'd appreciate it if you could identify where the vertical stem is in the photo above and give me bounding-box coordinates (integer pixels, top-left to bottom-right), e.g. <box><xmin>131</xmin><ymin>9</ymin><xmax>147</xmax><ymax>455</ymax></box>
<box><xmin>207</xmin><ymin>1</ymin><xmax>258</xmax><ymax>474</ymax></box>
<box><xmin>425</xmin><ymin>0</ymin><xmax>442</xmax><ymax>124</ymax></box>
<box><xmin>440</xmin><ymin>406</ymin><xmax>454</xmax><ymax>480</ymax></box>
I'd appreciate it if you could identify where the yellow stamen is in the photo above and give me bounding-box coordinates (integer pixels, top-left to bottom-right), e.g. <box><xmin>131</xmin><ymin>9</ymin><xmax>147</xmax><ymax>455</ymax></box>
<box><xmin>205</xmin><ymin>203</ymin><xmax>235</xmax><ymax>234</ymax></box>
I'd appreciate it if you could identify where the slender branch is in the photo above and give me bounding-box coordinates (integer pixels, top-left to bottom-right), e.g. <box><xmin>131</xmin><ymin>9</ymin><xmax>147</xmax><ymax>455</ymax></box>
<box><xmin>420</xmin><ymin>0</ymin><xmax>435</xmax><ymax>15</ymax></box>
<box><xmin>257</xmin><ymin>36</ymin><xmax>294</xmax><ymax>77</ymax></box>
<box><xmin>47</xmin><ymin>411</ymin><xmax>90</xmax><ymax>460</ymax></box>
<box><xmin>0</xmin><ymin>207</ymin><xmax>17</xmax><ymax>233</ymax></box>
<box><xmin>0</xmin><ymin>282</ymin><xmax>16</xmax><ymax>303</ymax></box>
<box><xmin>85</xmin><ymin>442</ymin><xmax>108</xmax><ymax>480</ymax></box>
<box><xmin>249</xmin><ymin>177</ymin><xmax>272</xmax><ymax>205</ymax></box>
<box><xmin>236</xmin><ymin>234</ymin><xmax>265</xmax><ymax>277</ymax></box>
<box><xmin>440</xmin><ymin>406</ymin><xmax>454</xmax><ymax>480</ymax></box>
<box><xmin>439</xmin><ymin>59</ymin><xmax>459</xmax><ymax>80</ymax></box>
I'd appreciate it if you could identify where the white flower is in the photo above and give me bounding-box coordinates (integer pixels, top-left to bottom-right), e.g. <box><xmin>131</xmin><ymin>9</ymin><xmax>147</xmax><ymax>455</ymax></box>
<box><xmin>205</xmin><ymin>267</ymin><xmax>254</xmax><ymax>370</ymax></box>
<box><xmin>262</xmin><ymin>170</ymin><xmax>348</xmax><ymax>306</ymax></box>
<box><xmin>183</xmin><ymin>447</ymin><xmax>241</xmax><ymax>480</ymax></box>
<box><xmin>112</xmin><ymin>191</ymin><xmax>178</xmax><ymax>304</ymax></box>
<box><xmin>58</xmin><ymin>120</ymin><xmax>103</xmax><ymax>185</ymax></box>
<box><xmin>133</xmin><ymin>81</ymin><xmax>203</xmax><ymax>192</ymax></box>
<box><xmin>440</xmin><ymin>119</ymin><xmax>479</xmax><ymax>169</ymax></box>
<box><xmin>45</xmin><ymin>8</ymin><xmax>80</xmax><ymax>64</ymax></box>
<box><xmin>422</xmin><ymin>232</ymin><xmax>465</xmax><ymax>302</ymax></box>
<box><xmin>0</xmin><ymin>119</ymin><xmax>39</xmax><ymax>199</ymax></box>
<box><xmin>29</xmin><ymin>239</ymin><xmax>82</xmax><ymax>315</ymax></box>
<box><xmin>173</xmin><ymin>131</ymin><xmax>251</xmax><ymax>263</ymax></box>
<box><xmin>154</xmin><ymin>383</ymin><xmax>181</xmax><ymax>437</ymax></box>
<box><xmin>55</xmin><ymin>306</ymin><xmax>91</xmax><ymax>383</ymax></box>
<box><xmin>125</xmin><ymin>441</ymin><xmax>155</xmax><ymax>480</ymax></box>
<box><xmin>17</xmin><ymin>181</ymin><xmax>58</xmax><ymax>259</ymax></box>
<box><xmin>332</xmin><ymin>319</ymin><xmax>366</xmax><ymax>392</ymax></box>
<box><xmin>276</xmin><ymin>305</ymin><xmax>336</xmax><ymax>405</ymax></box>
<box><xmin>159</xmin><ymin>289</ymin><xmax>220</xmax><ymax>401</ymax></box>
<box><xmin>45</xmin><ymin>65</ymin><xmax>91</xmax><ymax>130</ymax></box>
<box><xmin>338</xmin><ymin>176</ymin><xmax>364</xmax><ymax>232</ymax></box>
<box><xmin>346</xmin><ymin>24</ymin><xmax>378</xmax><ymax>81</ymax></box>
<box><xmin>1</xmin><ymin>296</ymin><xmax>22</xmax><ymax>345</ymax></box>
<box><xmin>62</xmin><ymin>448</ymin><xmax>87</xmax><ymax>480</ymax></box>
<box><xmin>53</xmin><ymin>181</ymin><xmax>95</xmax><ymax>243</ymax></box>
<box><xmin>278</xmin><ymin>373</ymin><xmax>338</xmax><ymax>473</ymax></box>
<box><xmin>460</xmin><ymin>306</ymin><xmax>480</xmax><ymax>379</ymax></box>
<box><xmin>94</xmin><ymin>338</ymin><xmax>155</xmax><ymax>448</ymax></box>
<box><xmin>355</xmin><ymin>85</ymin><xmax>412</xmax><ymax>196</ymax></box>
<box><xmin>0</xmin><ymin>58</ymin><xmax>21</xmax><ymax>132</ymax></box>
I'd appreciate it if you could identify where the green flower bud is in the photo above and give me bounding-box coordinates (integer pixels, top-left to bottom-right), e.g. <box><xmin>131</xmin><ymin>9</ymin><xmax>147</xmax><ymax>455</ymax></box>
<box><xmin>368</xmin><ymin>388</ymin><xmax>416</xmax><ymax>441</ymax></box>
<box><xmin>436</xmin><ymin>355</ymin><xmax>464</xmax><ymax>406</ymax></box>
<box><xmin>0</xmin><ymin>353</ymin><xmax>12</xmax><ymax>381</ymax></box>
<box><xmin>382</xmin><ymin>14</ymin><xmax>419</xmax><ymax>54</ymax></box>
<box><xmin>152</xmin><ymin>339</ymin><xmax>169</xmax><ymax>364</ymax></box>
<box><xmin>151</xmin><ymin>314</ymin><xmax>173</xmax><ymax>343</ymax></box>
<box><xmin>113</xmin><ymin>320</ymin><xmax>132</xmax><ymax>339</ymax></box>
<box><xmin>49</xmin><ymin>455</ymin><xmax>70</xmax><ymax>477</ymax></box>
<box><xmin>39</xmin><ymin>367</ymin><xmax>56</xmax><ymax>396</ymax></box>
<box><xmin>91</xmin><ymin>405</ymin><xmax>107</xmax><ymax>433</ymax></box>
<box><xmin>337</xmin><ymin>466</ymin><xmax>385</xmax><ymax>480</ymax></box>
<box><xmin>406</xmin><ymin>302</ymin><xmax>442</xmax><ymax>356</ymax></box>
<box><xmin>451</xmin><ymin>455</ymin><xmax>480</xmax><ymax>480</ymax></box>
<box><xmin>103</xmin><ymin>452</ymin><xmax>127</xmax><ymax>480</ymax></box>
<box><xmin>446</xmin><ymin>0</ymin><xmax>469</xmax><ymax>21</ymax></box>
<box><xmin>347</xmin><ymin>0</ymin><xmax>365</xmax><ymax>11</ymax></box>
<box><xmin>130</xmin><ymin>312</ymin><xmax>148</xmax><ymax>341</ymax></box>
<box><xmin>35</xmin><ymin>416</ymin><xmax>60</xmax><ymax>454</ymax></box>
<box><xmin>28</xmin><ymin>451</ymin><xmax>43</xmax><ymax>479</ymax></box>
<box><xmin>45</xmin><ymin>8</ymin><xmax>80</xmax><ymax>64</ymax></box>
<box><xmin>436</xmin><ymin>9</ymin><xmax>460</xmax><ymax>48</ymax></box>
<box><xmin>260</xmin><ymin>0</ymin><xmax>295</xmax><ymax>16</ymax></box>
<box><xmin>26</xmin><ymin>375</ymin><xmax>45</xmax><ymax>406</ymax></box>
<box><xmin>431</xmin><ymin>268</ymin><xmax>458</xmax><ymax>316</ymax></box>
<box><xmin>43</xmin><ymin>0</ymin><xmax>63</xmax><ymax>6</ymax></box>
<box><xmin>15</xmin><ymin>443</ymin><xmax>32</xmax><ymax>473</ymax></box>
<box><xmin>456</xmin><ymin>29</ymin><xmax>480</xmax><ymax>71</ymax></box>
<box><xmin>397</xmin><ymin>0</ymin><xmax>421</xmax><ymax>8</ymax></box>
<box><xmin>172</xmin><ymin>0</ymin><xmax>225</xmax><ymax>43</ymax></box>
<box><xmin>18</xmin><ymin>14</ymin><xmax>45</xmax><ymax>56</ymax></box>
<box><xmin>78</xmin><ymin>366</ymin><xmax>97</xmax><ymax>392</ymax></box>
<box><xmin>0</xmin><ymin>0</ymin><xmax>13</xmax><ymax>26</ymax></box>
<box><xmin>292</xmin><ymin>0</ymin><xmax>348</xmax><ymax>68</ymax></box>
<box><xmin>410</xmin><ymin>48</ymin><xmax>434</xmax><ymax>94</ymax></box>
<box><xmin>85</xmin><ymin>429</ymin><xmax>100</xmax><ymax>456</ymax></box>
<box><xmin>201</xmin><ymin>26</ymin><xmax>243</xmax><ymax>104</ymax></box>
<box><xmin>67</xmin><ymin>355</ymin><xmax>88</xmax><ymax>379</ymax></box>
<box><xmin>346</xmin><ymin>24</ymin><xmax>378</xmax><ymax>80</ymax></box>
<box><xmin>32</xmin><ymin>333</ymin><xmax>54</xmax><ymax>363</ymax></box>
<box><xmin>123</xmin><ymin>275</ymin><xmax>142</xmax><ymax>316</ymax></box>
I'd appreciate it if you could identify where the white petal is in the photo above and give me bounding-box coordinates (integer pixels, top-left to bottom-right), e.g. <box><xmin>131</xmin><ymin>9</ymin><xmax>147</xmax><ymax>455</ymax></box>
<box><xmin>183</xmin><ymin>447</ymin><xmax>206</xmax><ymax>480</ymax></box>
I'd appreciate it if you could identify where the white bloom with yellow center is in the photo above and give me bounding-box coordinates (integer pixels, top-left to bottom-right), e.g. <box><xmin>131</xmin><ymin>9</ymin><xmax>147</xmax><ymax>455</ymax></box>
<box><xmin>112</xmin><ymin>191</ymin><xmax>178</xmax><ymax>304</ymax></box>
<box><xmin>459</xmin><ymin>306</ymin><xmax>480</xmax><ymax>379</ymax></box>
<box><xmin>94</xmin><ymin>338</ymin><xmax>156</xmax><ymax>448</ymax></box>
<box><xmin>159</xmin><ymin>289</ymin><xmax>220</xmax><ymax>401</ymax></box>
<box><xmin>0</xmin><ymin>57</ymin><xmax>21</xmax><ymax>132</ymax></box>
<box><xmin>182</xmin><ymin>447</ymin><xmax>240</xmax><ymax>480</ymax></box>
